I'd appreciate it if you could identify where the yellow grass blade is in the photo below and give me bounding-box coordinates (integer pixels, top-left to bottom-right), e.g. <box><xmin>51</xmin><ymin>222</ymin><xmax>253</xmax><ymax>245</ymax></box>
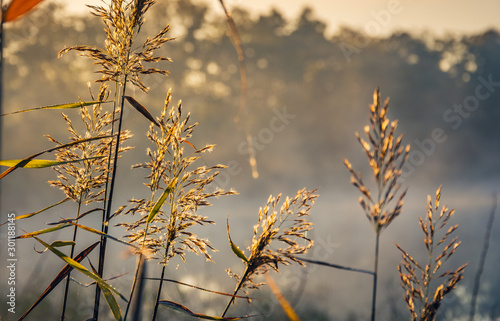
<box><xmin>227</xmin><ymin>216</ymin><xmax>248</xmax><ymax>263</ymax></box>
<box><xmin>16</xmin><ymin>223</ymin><xmax>71</xmax><ymax>239</ymax></box>
<box><xmin>0</xmin><ymin>157</ymin><xmax>104</xmax><ymax>168</ymax></box>
<box><xmin>0</xmin><ymin>135</ymin><xmax>112</xmax><ymax>180</ymax></box>
<box><xmin>0</xmin><ymin>198</ymin><xmax>69</xmax><ymax>226</ymax></box>
<box><xmin>0</xmin><ymin>101</ymin><xmax>109</xmax><ymax>116</ymax></box>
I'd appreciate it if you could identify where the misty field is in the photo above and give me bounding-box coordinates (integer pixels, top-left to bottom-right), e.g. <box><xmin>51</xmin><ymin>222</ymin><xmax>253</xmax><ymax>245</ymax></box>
<box><xmin>0</xmin><ymin>1</ymin><xmax>499</xmax><ymax>320</ymax></box>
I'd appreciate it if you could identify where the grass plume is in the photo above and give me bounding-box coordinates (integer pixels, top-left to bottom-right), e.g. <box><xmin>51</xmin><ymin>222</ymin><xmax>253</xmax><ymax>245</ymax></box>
<box><xmin>115</xmin><ymin>89</ymin><xmax>237</xmax><ymax>320</ymax></box>
<box><xmin>396</xmin><ymin>187</ymin><xmax>467</xmax><ymax>321</ymax></box>
<box><xmin>222</xmin><ymin>189</ymin><xmax>317</xmax><ymax>317</ymax></box>
<box><xmin>344</xmin><ymin>88</ymin><xmax>410</xmax><ymax>321</ymax></box>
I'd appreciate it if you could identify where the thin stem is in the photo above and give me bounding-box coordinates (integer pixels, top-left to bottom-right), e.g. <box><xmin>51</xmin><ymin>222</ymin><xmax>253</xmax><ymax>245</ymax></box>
<box><xmin>60</xmin><ymin>200</ymin><xmax>83</xmax><ymax>320</ymax></box>
<box><xmin>371</xmin><ymin>232</ymin><xmax>380</xmax><ymax>321</ymax></box>
<box><xmin>469</xmin><ymin>193</ymin><xmax>497</xmax><ymax>321</ymax></box>
<box><xmin>151</xmin><ymin>263</ymin><xmax>167</xmax><ymax>321</ymax></box>
<box><xmin>221</xmin><ymin>265</ymin><xmax>250</xmax><ymax>318</ymax></box>
<box><xmin>152</xmin><ymin>240</ymin><xmax>173</xmax><ymax>321</ymax></box>
<box><xmin>299</xmin><ymin>257</ymin><xmax>374</xmax><ymax>275</ymax></box>
<box><xmin>93</xmin><ymin>77</ymin><xmax>128</xmax><ymax>320</ymax></box>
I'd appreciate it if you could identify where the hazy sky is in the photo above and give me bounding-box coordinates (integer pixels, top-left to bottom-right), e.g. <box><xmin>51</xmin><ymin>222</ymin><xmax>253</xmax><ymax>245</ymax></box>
<box><xmin>58</xmin><ymin>0</ymin><xmax>500</xmax><ymax>36</ymax></box>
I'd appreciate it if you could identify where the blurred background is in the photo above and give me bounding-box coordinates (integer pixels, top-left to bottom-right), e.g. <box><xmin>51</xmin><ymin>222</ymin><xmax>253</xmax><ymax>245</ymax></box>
<box><xmin>1</xmin><ymin>0</ymin><xmax>499</xmax><ymax>320</ymax></box>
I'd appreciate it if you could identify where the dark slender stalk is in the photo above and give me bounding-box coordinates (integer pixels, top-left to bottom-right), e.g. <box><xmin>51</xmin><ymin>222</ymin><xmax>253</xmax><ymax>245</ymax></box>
<box><xmin>469</xmin><ymin>193</ymin><xmax>497</xmax><ymax>321</ymax></box>
<box><xmin>151</xmin><ymin>262</ymin><xmax>167</xmax><ymax>321</ymax></box>
<box><xmin>221</xmin><ymin>266</ymin><xmax>250</xmax><ymax>318</ymax></box>
<box><xmin>299</xmin><ymin>257</ymin><xmax>374</xmax><ymax>275</ymax></box>
<box><xmin>371</xmin><ymin>232</ymin><xmax>380</xmax><ymax>321</ymax></box>
<box><xmin>61</xmin><ymin>201</ymin><xmax>83</xmax><ymax>320</ymax></box>
<box><xmin>93</xmin><ymin>78</ymin><xmax>128</xmax><ymax>320</ymax></box>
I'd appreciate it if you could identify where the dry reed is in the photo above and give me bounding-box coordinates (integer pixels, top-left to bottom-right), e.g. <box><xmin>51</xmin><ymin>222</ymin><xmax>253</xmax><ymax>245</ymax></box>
<box><xmin>396</xmin><ymin>187</ymin><xmax>467</xmax><ymax>321</ymax></box>
<box><xmin>222</xmin><ymin>189</ymin><xmax>317</xmax><ymax>317</ymax></box>
<box><xmin>344</xmin><ymin>88</ymin><xmax>410</xmax><ymax>321</ymax></box>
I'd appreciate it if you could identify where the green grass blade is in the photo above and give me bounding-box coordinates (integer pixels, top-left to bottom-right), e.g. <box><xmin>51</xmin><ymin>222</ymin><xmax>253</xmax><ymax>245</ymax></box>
<box><xmin>147</xmin><ymin>177</ymin><xmax>177</xmax><ymax>224</ymax></box>
<box><xmin>48</xmin><ymin>241</ymin><xmax>75</xmax><ymax>248</ymax></box>
<box><xmin>0</xmin><ymin>156</ymin><xmax>104</xmax><ymax>168</ymax></box>
<box><xmin>88</xmin><ymin>257</ymin><xmax>123</xmax><ymax>321</ymax></box>
<box><xmin>16</xmin><ymin>223</ymin><xmax>71</xmax><ymax>239</ymax></box>
<box><xmin>17</xmin><ymin>242</ymin><xmax>99</xmax><ymax>321</ymax></box>
<box><xmin>33</xmin><ymin>236</ymin><xmax>127</xmax><ymax>303</ymax></box>
<box><xmin>34</xmin><ymin>240</ymin><xmax>76</xmax><ymax>254</ymax></box>
<box><xmin>227</xmin><ymin>216</ymin><xmax>248</xmax><ymax>263</ymax></box>
<box><xmin>124</xmin><ymin>96</ymin><xmax>160</xmax><ymax>127</ymax></box>
<box><xmin>0</xmin><ymin>135</ymin><xmax>112</xmax><ymax>180</ymax></box>
<box><xmin>159</xmin><ymin>300</ymin><xmax>252</xmax><ymax>320</ymax></box>
<box><xmin>0</xmin><ymin>101</ymin><xmax>109</xmax><ymax>116</ymax></box>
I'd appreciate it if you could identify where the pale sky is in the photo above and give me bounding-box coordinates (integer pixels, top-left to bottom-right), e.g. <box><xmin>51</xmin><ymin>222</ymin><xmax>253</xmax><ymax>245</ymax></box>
<box><xmin>58</xmin><ymin>0</ymin><xmax>500</xmax><ymax>36</ymax></box>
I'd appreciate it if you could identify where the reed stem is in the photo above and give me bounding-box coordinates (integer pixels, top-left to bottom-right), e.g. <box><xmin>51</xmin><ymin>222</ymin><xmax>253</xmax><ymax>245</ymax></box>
<box><xmin>371</xmin><ymin>232</ymin><xmax>380</xmax><ymax>321</ymax></box>
<box><xmin>61</xmin><ymin>201</ymin><xmax>82</xmax><ymax>320</ymax></box>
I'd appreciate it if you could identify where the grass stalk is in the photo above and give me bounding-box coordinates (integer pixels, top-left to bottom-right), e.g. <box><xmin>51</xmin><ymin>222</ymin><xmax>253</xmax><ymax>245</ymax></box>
<box><xmin>469</xmin><ymin>193</ymin><xmax>497</xmax><ymax>321</ymax></box>
<box><xmin>151</xmin><ymin>263</ymin><xmax>167</xmax><ymax>321</ymax></box>
<box><xmin>93</xmin><ymin>77</ymin><xmax>128</xmax><ymax>320</ymax></box>
<box><xmin>60</xmin><ymin>200</ymin><xmax>83</xmax><ymax>320</ymax></box>
<box><xmin>152</xmin><ymin>241</ymin><xmax>172</xmax><ymax>321</ymax></box>
<box><xmin>221</xmin><ymin>266</ymin><xmax>250</xmax><ymax>318</ymax></box>
<box><xmin>299</xmin><ymin>258</ymin><xmax>373</xmax><ymax>275</ymax></box>
<box><xmin>371</xmin><ymin>232</ymin><xmax>380</xmax><ymax>321</ymax></box>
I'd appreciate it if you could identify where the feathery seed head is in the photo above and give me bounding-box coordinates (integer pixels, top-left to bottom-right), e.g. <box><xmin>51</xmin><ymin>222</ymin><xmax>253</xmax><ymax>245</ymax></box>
<box><xmin>345</xmin><ymin>88</ymin><xmax>410</xmax><ymax>233</ymax></box>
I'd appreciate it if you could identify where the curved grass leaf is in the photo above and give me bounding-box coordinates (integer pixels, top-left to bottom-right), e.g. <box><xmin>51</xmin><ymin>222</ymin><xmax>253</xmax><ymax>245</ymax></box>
<box><xmin>66</xmin><ymin>222</ymin><xmax>139</xmax><ymax>249</ymax></box>
<box><xmin>16</xmin><ymin>223</ymin><xmax>71</xmax><ymax>239</ymax></box>
<box><xmin>34</xmin><ymin>240</ymin><xmax>75</xmax><ymax>254</ymax></box>
<box><xmin>17</xmin><ymin>242</ymin><xmax>99</xmax><ymax>321</ymax></box>
<box><xmin>124</xmin><ymin>96</ymin><xmax>160</xmax><ymax>127</ymax></box>
<box><xmin>227</xmin><ymin>217</ymin><xmax>248</xmax><ymax>263</ymax></box>
<box><xmin>0</xmin><ymin>198</ymin><xmax>70</xmax><ymax>226</ymax></box>
<box><xmin>0</xmin><ymin>101</ymin><xmax>108</xmax><ymax>116</ymax></box>
<box><xmin>2</xmin><ymin>0</ymin><xmax>45</xmax><ymax>22</ymax></box>
<box><xmin>0</xmin><ymin>156</ymin><xmax>104</xmax><ymax>168</ymax></box>
<box><xmin>69</xmin><ymin>271</ymin><xmax>129</xmax><ymax>288</ymax></box>
<box><xmin>147</xmin><ymin>177</ymin><xmax>177</xmax><ymax>223</ymax></box>
<box><xmin>32</xmin><ymin>237</ymin><xmax>126</xmax><ymax>320</ymax></box>
<box><xmin>89</xmin><ymin>257</ymin><xmax>123</xmax><ymax>321</ymax></box>
<box><xmin>46</xmin><ymin>207</ymin><xmax>103</xmax><ymax>225</ymax></box>
<box><xmin>0</xmin><ymin>135</ymin><xmax>112</xmax><ymax>180</ymax></box>
<box><xmin>159</xmin><ymin>300</ymin><xmax>252</xmax><ymax>320</ymax></box>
